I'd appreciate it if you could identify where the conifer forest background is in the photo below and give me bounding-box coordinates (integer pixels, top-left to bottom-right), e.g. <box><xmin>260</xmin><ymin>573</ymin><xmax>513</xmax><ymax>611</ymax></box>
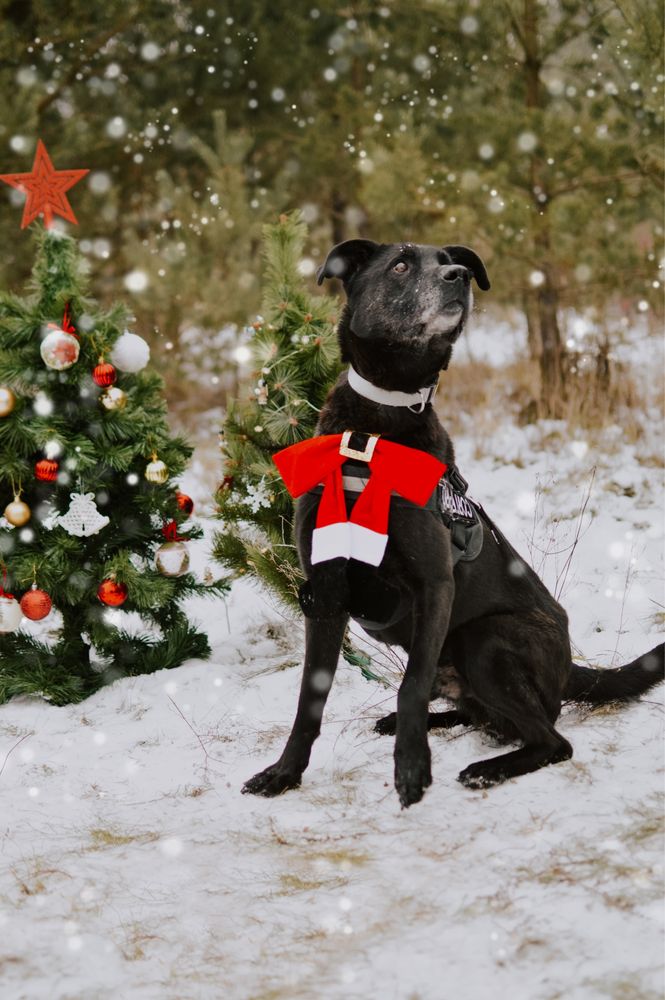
<box><xmin>0</xmin><ymin>0</ymin><xmax>662</xmax><ymax>426</ymax></box>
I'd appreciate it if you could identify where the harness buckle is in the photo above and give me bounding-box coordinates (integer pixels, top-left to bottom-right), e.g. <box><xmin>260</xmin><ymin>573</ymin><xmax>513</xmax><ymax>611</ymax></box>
<box><xmin>446</xmin><ymin>464</ymin><xmax>469</xmax><ymax>495</ymax></box>
<box><xmin>339</xmin><ymin>430</ymin><xmax>380</xmax><ymax>462</ymax></box>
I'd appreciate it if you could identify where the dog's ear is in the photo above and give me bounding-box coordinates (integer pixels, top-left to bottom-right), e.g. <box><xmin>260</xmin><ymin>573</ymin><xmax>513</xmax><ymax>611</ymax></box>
<box><xmin>317</xmin><ymin>239</ymin><xmax>381</xmax><ymax>286</ymax></box>
<box><xmin>441</xmin><ymin>245</ymin><xmax>491</xmax><ymax>291</ymax></box>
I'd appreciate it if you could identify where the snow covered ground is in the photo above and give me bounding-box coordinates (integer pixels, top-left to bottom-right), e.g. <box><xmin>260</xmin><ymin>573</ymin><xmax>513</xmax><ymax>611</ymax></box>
<box><xmin>1</xmin><ymin>335</ymin><xmax>664</xmax><ymax>1000</ymax></box>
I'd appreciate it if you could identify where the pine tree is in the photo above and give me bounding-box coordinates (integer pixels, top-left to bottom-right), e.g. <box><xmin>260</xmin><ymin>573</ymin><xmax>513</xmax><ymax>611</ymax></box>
<box><xmin>213</xmin><ymin>212</ymin><xmax>341</xmax><ymax>610</ymax></box>
<box><xmin>0</xmin><ymin>228</ymin><xmax>227</xmax><ymax>705</ymax></box>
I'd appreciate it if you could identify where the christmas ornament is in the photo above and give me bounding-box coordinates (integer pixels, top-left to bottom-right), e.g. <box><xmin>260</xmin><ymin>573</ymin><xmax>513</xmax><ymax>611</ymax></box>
<box><xmin>273</xmin><ymin>433</ymin><xmax>445</xmax><ymax>567</ymax></box>
<box><xmin>0</xmin><ymin>593</ymin><xmax>22</xmax><ymax>633</ymax></box>
<box><xmin>175</xmin><ymin>491</ymin><xmax>194</xmax><ymax>516</ymax></box>
<box><xmin>110</xmin><ymin>332</ymin><xmax>150</xmax><ymax>373</ymax></box>
<box><xmin>4</xmin><ymin>496</ymin><xmax>31</xmax><ymax>526</ymax></box>
<box><xmin>156</xmin><ymin>521</ymin><xmax>189</xmax><ymax>577</ymax></box>
<box><xmin>156</xmin><ymin>542</ymin><xmax>189</xmax><ymax>577</ymax></box>
<box><xmin>145</xmin><ymin>453</ymin><xmax>168</xmax><ymax>484</ymax></box>
<box><xmin>40</xmin><ymin>326</ymin><xmax>80</xmax><ymax>370</ymax></box>
<box><xmin>20</xmin><ymin>584</ymin><xmax>52</xmax><ymax>621</ymax></box>
<box><xmin>0</xmin><ymin>139</ymin><xmax>89</xmax><ymax>229</ymax></box>
<box><xmin>0</xmin><ymin>386</ymin><xmax>16</xmax><ymax>417</ymax></box>
<box><xmin>35</xmin><ymin>458</ymin><xmax>58</xmax><ymax>482</ymax></box>
<box><xmin>100</xmin><ymin>386</ymin><xmax>127</xmax><ymax>411</ymax></box>
<box><xmin>92</xmin><ymin>359</ymin><xmax>117</xmax><ymax>387</ymax></box>
<box><xmin>97</xmin><ymin>579</ymin><xmax>128</xmax><ymax>606</ymax></box>
<box><xmin>56</xmin><ymin>492</ymin><xmax>110</xmax><ymax>537</ymax></box>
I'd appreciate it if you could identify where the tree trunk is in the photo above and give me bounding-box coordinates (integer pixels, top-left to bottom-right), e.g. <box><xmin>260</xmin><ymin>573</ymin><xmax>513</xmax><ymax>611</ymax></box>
<box><xmin>537</xmin><ymin>274</ymin><xmax>567</xmax><ymax>415</ymax></box>
<box><xmin>330</xmin><ymin>188</ymin><xmax>347</xmax><ymax>246</ymax></box>
<box><xmin>523</xmin><ymin>289</ymin><xmax>541</xmax><ymax>360</ymax></box>
<box><xmin>523</xmin><ymin>0</ymin><xmax>567</xmax><ymax>416</ymax></box>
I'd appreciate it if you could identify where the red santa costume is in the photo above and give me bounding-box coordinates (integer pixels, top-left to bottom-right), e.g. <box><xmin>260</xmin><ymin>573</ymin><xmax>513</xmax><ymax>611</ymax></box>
<box><xmin>273</xmin><ymin>432</ymin><xmax>446</xmax><ymax>567</ymax></box>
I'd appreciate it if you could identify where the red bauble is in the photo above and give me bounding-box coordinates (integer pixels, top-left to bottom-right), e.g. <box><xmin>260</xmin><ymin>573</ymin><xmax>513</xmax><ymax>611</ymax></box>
<box><xmin>20</xmin><ymin>586</ymin><xmax>52</xmax><ymax>621</ymax></box>
<box><xmin>35</xmin><ymin>458</ymin><xmax>58</xmax><ymax>482</ymax></box>
<box><xmin>175</xmin><ymin>491</ymin><xmax>194</xmax><ymax>516</ymax></box>
<box><xmin>97</xmin><ymin>580</ymin><xmax>128</xmax><ymax>606</ymax></box>
<box><xmin>93</xmin><ymin>362</ymin><xmax>117</xmax><ymax>387</ymax></box>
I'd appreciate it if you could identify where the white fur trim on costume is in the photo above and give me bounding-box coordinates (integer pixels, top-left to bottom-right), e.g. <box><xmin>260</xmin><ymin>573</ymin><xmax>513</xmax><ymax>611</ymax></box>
<box><xmin>311</xmin><ymin>522</ymin><xmax>351</xmax><ymax>564</ymax></box>
<box><xmin>348</xmin><ymin>523</ymin><xmax>388</xmax><ymax>566</ymax></box>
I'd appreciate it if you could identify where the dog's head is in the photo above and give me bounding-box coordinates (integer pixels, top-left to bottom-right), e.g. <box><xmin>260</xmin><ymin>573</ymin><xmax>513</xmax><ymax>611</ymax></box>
<box><xmin>317</xmin><ymin>240</ymin><xmax>490</xmax><ymax>380</ymax></box>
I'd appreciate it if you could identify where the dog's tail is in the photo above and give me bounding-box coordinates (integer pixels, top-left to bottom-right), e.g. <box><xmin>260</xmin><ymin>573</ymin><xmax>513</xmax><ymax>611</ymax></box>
<box><xmin>564</xmin><ymin>643</ymin><xmax>664</xmax><ymax>704</ymax></box>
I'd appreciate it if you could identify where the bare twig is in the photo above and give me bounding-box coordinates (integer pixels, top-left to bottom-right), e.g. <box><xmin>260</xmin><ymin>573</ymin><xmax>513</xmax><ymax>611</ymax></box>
<box><xmin>0</xmin><ymin>733</ymin><xmax>30</xmax><ymax>781</ymax></box>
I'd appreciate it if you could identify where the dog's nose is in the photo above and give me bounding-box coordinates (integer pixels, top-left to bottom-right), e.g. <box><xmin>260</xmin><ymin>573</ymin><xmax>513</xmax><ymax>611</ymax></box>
<box><xmin>441</xmin><ymin>264</ymin><xmax>470</xmax><ymax>284</ymax></box>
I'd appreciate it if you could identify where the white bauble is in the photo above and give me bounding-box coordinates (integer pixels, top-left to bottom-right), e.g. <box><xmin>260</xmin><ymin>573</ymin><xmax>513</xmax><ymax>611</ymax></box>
<box><xmin>40</xmin><ymin>327</ymin><xmax>80</xmax><ymax>370</ymax></box>
<box><xmin>155</xmin><ymin>541</ymin><xmax>190</xmax><ymax>577</ymax></box>
<box><xmin>0</xmin><ymin>595</ymin><xmax>22</xmax><ymax>633</ymax></box>
<box><xmin>110</xmin><ymin>331</ymin><xmax>151</xmax><ymax>373</ymax></box>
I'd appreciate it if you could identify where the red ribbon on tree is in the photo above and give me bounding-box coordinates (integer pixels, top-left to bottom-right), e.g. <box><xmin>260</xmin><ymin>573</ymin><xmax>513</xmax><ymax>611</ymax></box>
<box><xmin>162</xmin><ymin>520</ymin><xmax>185</xmax><ymax>542</ymax></box>
<box><xmin>46</xmin><ymin>303</ymin><xmax>79</xmax><ymax>340</ymax></box>
<box><xmin>0</xmin><ymin>567</ymin><xmax>15</xmax><ymax>600</ymax></box>
<box><xmin>61</xmin><ymin>304</ymin><xmax>76</xmax><ymax>334</ymax></box>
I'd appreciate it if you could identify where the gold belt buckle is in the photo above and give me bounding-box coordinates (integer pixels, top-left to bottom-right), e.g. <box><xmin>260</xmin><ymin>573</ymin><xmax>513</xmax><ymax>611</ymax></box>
<box><xmin>339</xmin><ymin>430</ymin><xmax>380</xmax><ymax>462</ymax></box>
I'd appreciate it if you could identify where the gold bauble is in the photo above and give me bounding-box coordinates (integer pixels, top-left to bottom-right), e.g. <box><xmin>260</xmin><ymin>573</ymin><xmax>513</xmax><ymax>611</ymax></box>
<box><xmin>0</xmin><ymin>386</ymin><xmax>16</xmax><ymax>417</ymax></box>
<box><xmin>100</xmin><ymin>386</ymin><xmax>127</xmax><ymax>411</ymax></box>
<box><xmin>145</xmin><ymin>454</ymin><xmax>168</xmax><ymax>484</ymax></box>
<box><xmin>155</xmin><ymin>540</ymin><xmax>190</xmax><ymax>577</ymax></box>
<box><xmin>4</xmin><ymin>496</ymin><xmax>31</xmax><ymax>526</ymax></box>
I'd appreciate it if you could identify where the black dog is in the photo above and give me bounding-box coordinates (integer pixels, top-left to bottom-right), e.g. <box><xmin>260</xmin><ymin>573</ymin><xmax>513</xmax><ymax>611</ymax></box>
<box><xmin>243</xmin><ymin>239</ymin><xmax>664</xmax><ymax>808</ymax></box>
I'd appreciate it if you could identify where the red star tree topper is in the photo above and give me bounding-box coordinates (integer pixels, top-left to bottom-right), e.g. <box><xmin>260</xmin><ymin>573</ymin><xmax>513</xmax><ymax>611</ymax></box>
<box><xmin>0</xmin><ymin>139</ymin><xmax>89</xmax><ymax>228</ymax></box>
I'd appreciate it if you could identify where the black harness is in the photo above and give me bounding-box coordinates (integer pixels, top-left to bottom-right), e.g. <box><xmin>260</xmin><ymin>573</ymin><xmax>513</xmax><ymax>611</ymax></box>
<box><xmin>301</xmin><ymin>432</ymin><xmax>494</xmax><ymax>627</ymax></box>
<box><xmin>308</xmin><ymin>457</ymin><xmax>485</xmax><ymax>566</ymax></box>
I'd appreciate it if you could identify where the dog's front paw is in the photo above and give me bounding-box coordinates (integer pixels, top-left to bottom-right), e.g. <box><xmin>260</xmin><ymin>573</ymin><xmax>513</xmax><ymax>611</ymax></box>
<box><xmin>242</xmin><ymin>763</ymin><xmax>302</xmax><ymax>797</ymax></box>
<box><xmin>394</xmin><ymin>745</ymin><xmax>432</xmax><ymax>808</ymax></box>
<box><xmin>374</xmin><ymin>712</ymin><xmax>397</xmax><ymax>736</ymax></box>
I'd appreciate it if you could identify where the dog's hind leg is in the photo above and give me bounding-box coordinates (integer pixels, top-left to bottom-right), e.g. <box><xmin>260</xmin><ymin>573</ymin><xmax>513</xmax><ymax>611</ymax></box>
<box><xmin>457</xmin><ymin>634</ymin><xmax>572</xmax><ymax>788</ymax></box>
<box><xmin>242</xmin><ymin>612</ymin><xmax>348</xmax><ymax>797</ymax></box>
<box><xmin>375</xmin><ymin>710</ymin><xmax>470</xmax><ymax>735</ymax></box>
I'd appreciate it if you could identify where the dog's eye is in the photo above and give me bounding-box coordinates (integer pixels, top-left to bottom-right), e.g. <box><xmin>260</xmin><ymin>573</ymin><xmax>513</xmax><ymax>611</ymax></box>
<box><xmin>393</xmin><ymin>261</ymin><xmax>409</xmax><ymax>274</ymax></box>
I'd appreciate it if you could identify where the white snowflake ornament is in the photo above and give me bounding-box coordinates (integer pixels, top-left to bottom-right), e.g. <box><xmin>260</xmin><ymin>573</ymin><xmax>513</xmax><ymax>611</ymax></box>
<box><xmin>56</xmin><ymin>492</ymin><xmax>110</xmax><ymax>537</ymax></box>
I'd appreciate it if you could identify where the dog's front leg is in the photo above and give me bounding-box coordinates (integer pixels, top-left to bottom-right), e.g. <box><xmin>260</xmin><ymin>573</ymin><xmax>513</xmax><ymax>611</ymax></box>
<box><xmin>242</xmin><ymin>612</ymin><xmax>348</xmax><ymax>797</ymax></box>
<box><xmin>394</xmin><ymin>582</ymin><xmax>453</xmax><ymax>808</ymax></box>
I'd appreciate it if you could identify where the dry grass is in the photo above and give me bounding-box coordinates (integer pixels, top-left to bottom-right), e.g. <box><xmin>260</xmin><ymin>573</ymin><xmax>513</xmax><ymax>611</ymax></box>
<box><xmin>87</xmin><ymin>827</ymin><xmax>160</xmax><ymax>850</ymax></box>
<box><xmin>440</xmin><ymin>349</ymin><xmax>662</xmax><ymax>453</ymax></box>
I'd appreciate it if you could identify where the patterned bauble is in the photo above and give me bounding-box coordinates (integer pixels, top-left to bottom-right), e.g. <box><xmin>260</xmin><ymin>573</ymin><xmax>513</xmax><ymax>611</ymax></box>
<box><xmin>20</xmin><ymin>585</ymin><xmax>52</xmax><ymax>621</ymax></box>
<box><xmin>0</xmin><ymin>386</ymin><xmax>16</xmax><ymax>417</ymax></box>
<box><xmin>175</xmin><ymin>491</ymin><xmax>194</xmax><ymax>516</ymax></box>
<box><xmin>97</xmin><ymin>579</ymin><xmax>128</xmax><ymax>606</ymax></box>
<box><xmin>35</xmin><ymin>458</ymin><xmax>59</xmax><ymax>482</ymax></box>
<box><xmin>0</xmin><ymin>594</ymin><xmax>22</xmax><ymax>633</ymax></box>
<box><xmin>110</xmin><ymin>331</ymin><xmax>150</xmax><ymax>373</ymax></box>
<box><xmin>100</xmin><ymin>386</ymin><xmax>127</xmax><ymax>411</ymax></box>
<box><xmin>155</xmin><ymin>540</ymin><xmax>190</xmax><ymax>577</ymax></box>
<box><xmin>40</xmin><ymin>327</ymin><xmax>80</xmax><ymax>371</ymax></box>
<box><xmin>93</xmin><ymin>360</ymin><xmax>117</xmax><ymax>387</ymax></box>
<box><xmin>4</xmin><ymin>496</ymin><xmax>31</xmax><ymax>526</ymax></box>
<box><xmin>145</xmin><ymin>454</ymin><xmax>168</xmax><ymax>484</ymax></box>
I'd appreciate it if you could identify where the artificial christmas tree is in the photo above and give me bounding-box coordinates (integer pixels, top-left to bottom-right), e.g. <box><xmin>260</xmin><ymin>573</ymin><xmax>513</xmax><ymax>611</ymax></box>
<box><xmin>213</xmin><ymin>212</ymin><xmax>342</xmax><ymax>610</ymax></box>
<box><xmin>0</xmin><ymin>228</ymin><xmax>226</xmax><ymax>705</ymax></box>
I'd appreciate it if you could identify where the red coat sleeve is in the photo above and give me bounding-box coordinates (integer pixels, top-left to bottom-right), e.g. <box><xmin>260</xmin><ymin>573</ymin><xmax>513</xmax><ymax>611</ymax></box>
<box><xmin>375</xmin><ymin>441</ymin><xmax>446</xmax><ymax>505</ymax></box>
<box><xmin>273</xmin><ymin>435</ymin><xmax>345</xmax><ymax>497</ymax></box>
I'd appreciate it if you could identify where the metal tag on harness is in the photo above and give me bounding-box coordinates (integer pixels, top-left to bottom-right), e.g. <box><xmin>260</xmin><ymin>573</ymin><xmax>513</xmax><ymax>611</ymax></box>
<box><xmin>438</xmin><ymin>477</ymin><xmax>476</xmax><ymax>523</ymax></box>
<box><xmin>437</xmin><ymin>466</ymin><xmax>484</xmax><ymax>565</ymax></box>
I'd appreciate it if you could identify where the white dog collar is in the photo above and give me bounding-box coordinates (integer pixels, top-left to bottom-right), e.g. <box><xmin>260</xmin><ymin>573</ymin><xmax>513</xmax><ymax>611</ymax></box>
<box><xmin>347</xmin><ymin>366</ymin><xmax>439</xmax><ymax>413</ymax></box>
